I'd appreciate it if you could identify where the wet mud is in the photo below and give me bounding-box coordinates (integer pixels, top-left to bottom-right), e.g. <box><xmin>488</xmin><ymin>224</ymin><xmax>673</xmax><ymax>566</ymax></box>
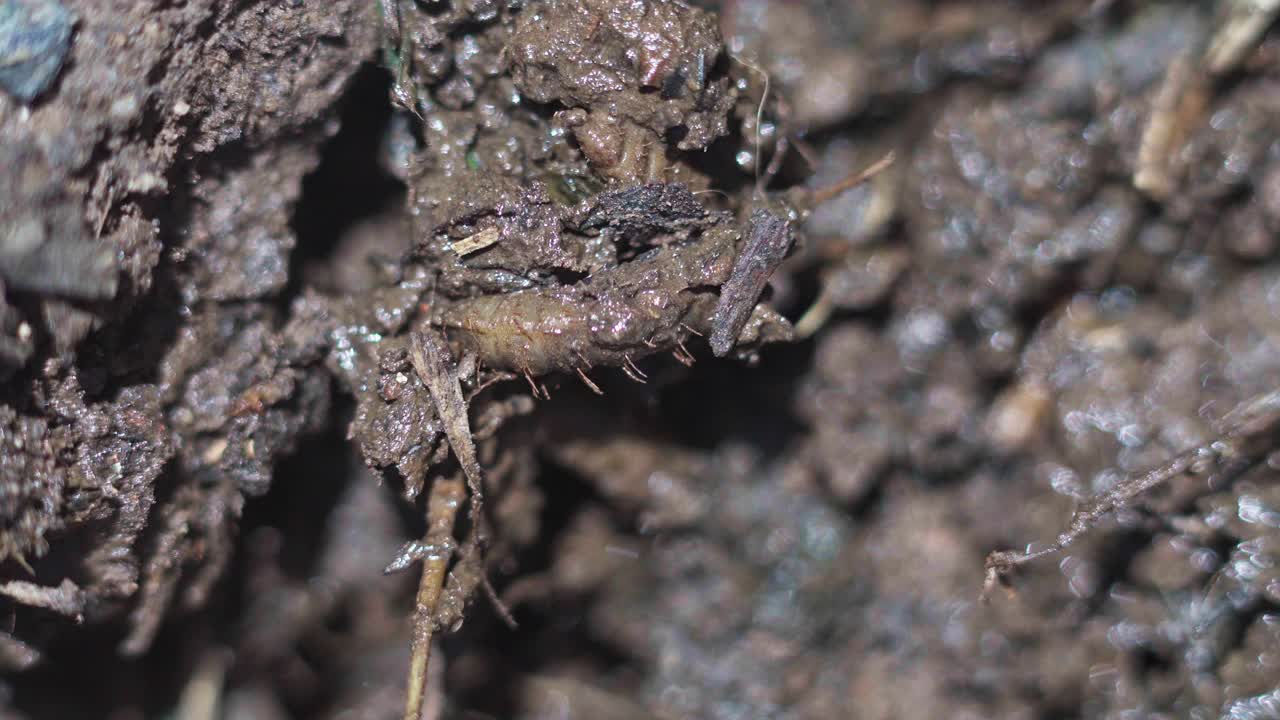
<box><xmin>3</xmin><ymin>0</ymin><xmax>1280</xmax><ymax>718</ymax></box>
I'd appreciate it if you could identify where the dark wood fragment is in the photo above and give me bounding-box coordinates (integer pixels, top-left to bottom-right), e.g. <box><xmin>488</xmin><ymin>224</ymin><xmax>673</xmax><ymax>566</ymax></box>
<box><xmin>709</xmin><ymin>209</ymin><xmax>792</xmax><ymax>356</ymax></box>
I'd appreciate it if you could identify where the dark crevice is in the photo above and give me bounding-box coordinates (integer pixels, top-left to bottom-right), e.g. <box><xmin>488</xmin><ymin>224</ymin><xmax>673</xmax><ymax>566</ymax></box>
<box><xmin>447</xmin><ymin>457</ymin><xmax>631</xmax><ymax>717</ymax></box>
<box><xmin>286</xmin><ymin>63</ymin><xmax>406</xmax><ymax>302</ymax></box>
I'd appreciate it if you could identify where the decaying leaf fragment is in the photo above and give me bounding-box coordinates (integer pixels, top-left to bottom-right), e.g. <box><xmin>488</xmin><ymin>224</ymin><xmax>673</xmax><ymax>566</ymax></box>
<box><xmin>409</xmin><ymin>326</ymin><xmax>484</xmax><ymax>503</ymax></box>
<box><xmin>709</xmin><ymin>209</ymin><xmax>793</xmax><ymax>357</ymax></box>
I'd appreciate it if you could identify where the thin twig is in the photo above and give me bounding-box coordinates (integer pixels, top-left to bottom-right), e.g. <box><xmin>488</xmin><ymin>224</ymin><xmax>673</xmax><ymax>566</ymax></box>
<box><xmin>807</xmin><ymin>151</ymin><xmax>896</xmax><ymax>207</ymax></box>
<box><xmin>401</xmin><ymin>474</ymin><xmax>464</xmax><ymax>720</ymax></box>
<box><xmin>404</xmin><ymin>326</ymin><xmax>492</xmax><ymax>720</ymax></box>
<box><xmin>983</xmin><ymin>389</ymin><xmax>1280</xmax><ymax>599</ymax></box>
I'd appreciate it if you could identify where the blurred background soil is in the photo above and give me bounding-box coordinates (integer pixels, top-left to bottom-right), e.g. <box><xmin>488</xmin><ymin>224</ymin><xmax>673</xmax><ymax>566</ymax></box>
<box><xmin>3</xmin><ymin>0</ymin><xmax>1280</xmax><ymax>718</ymax></box>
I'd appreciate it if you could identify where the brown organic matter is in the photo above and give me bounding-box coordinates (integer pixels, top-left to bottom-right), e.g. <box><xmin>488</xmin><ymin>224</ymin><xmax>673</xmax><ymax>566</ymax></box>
<box><xmin>6</xmin><ymin>0</ymin><xmax>1280</xmax><ymax>719</ymax></box>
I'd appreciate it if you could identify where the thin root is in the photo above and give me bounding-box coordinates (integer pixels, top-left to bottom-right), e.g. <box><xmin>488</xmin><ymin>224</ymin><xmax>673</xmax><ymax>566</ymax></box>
<box><xmin>0</xmin><ymin>579</ymin><xmax>85</xmax><ymax>621</ymax></box>
<box><xmin>807</xmin><ymin>151</ymin><xmax>896</xmax><ymax>208</ymax></box>
<box><xmin>402</xmin><ymin>474</ymin><xmax>465</xmax><ymax>720</ymax></box>
<box><xmin>482</xmin><ymin>574</ymin><xmax>518</xmax><ymax>630</ymax></box>
<box><xmin>757</xmin><ymin>132</ymin><xmax>790</xmax><ymax>195</ymax></box>
<box><xmin>982</xmin><ymin>389</ymin><xmax>1280</xmax><ymax>601</ymax></box>
<box><xmin>730</xmin><ymin>54</ymin><xmax>771</xmax><ymax>199</ymax></box>
<box><xmin>794</xmin><ymin>287</ymin><xmax>834</xmax><ymax>340</ymax></box>
<box><xmin>407</xmin><ymin>328</ymin><xmax>492</xmax><ymax>720</ymax></box>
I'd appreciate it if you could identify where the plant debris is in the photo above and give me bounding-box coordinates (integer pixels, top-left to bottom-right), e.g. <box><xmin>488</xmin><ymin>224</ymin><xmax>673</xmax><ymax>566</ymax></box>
<box><xmin>709</xmin><ymin>208</ymin><xmax>793</xmax><ymax>357</ymax></box>
<box><xmin>6</xmin><ymin>0</ymin><xmax>1280</xmax><ymax>718</ymax></box>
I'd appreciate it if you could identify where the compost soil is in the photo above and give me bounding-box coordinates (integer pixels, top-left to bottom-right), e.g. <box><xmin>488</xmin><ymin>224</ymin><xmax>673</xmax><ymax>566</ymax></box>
<box><xmin>3</xmin><ymin>0</ymin><xmax>1280</xmax><ymax>718</ymax></box>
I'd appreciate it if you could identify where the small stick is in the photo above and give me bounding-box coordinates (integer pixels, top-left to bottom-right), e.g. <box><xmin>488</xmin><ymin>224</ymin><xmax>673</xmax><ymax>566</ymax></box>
<box><xmin>709</xmin><ymin>209</ymin><xmax>793</xmax><ymax>356</ymax></box>
<box><xmin>983</xmin><ymin>389</ymin><xmax>1280</xmax><ymax>599</ymax></box>
<box><xmin>452</xmin><ymin>227</ymin><xmax>500</xmax><ymax>256</ymax></box>
<box><xmin>806</xmin><ymin>152</ymin><xmax>895</xmax><ymax>207</ymax></box>
<box><xmin>1204</xmin><ymin>0</ymin><xmax>1280</xmax><ymax>75</ymax></box>
<box><xmin>1134</xmin><ymin>54</ymin><xmax>1206</xmax><ymax>200</ymax></box>
<box><xmin>95</xmin><ymin>185</ymin><xmax>115</xmax><ymax>240</ymax></box>
<box><xmin>401</xmin><ymin>475</ymin><xmax>465</xmax><ymax>720</ymax></box>
<box><xmin>406</xmin><ymin>328</ymin><xmax>490</xmax><ymax>720</ymax></box>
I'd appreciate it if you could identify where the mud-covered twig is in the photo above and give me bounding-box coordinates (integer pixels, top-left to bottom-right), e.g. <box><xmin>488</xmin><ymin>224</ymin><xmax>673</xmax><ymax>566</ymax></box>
<box><xmin>395</xmin><ymin>474</ymin><xmax>465</xmax><ymax>720</ymax></box>
<box><xmin>710</xmin><ymin>209</ymin><xmax>793</xmax><ymax>356</ymax></box>
<box><xmin>403</xmin><ymin>327</ymin><xmax>494</xmax><ymax>720</ymax></box>
<box><xmin>0</xmin><ymin>578</ymin><xmax>84</xmax><ymax>620</ymax></box>
<box><xmin>983</xmin><ymin>389</ymin><xmax>1280</xmax><ymax>599</ymax></box>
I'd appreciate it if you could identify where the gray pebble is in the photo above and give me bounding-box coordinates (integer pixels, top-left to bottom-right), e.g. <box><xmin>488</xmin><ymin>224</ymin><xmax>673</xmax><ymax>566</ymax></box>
<box><xmin>0</xmin><ymin>0</ymin><xmax>74</xmax><ymax>103</ymax></box>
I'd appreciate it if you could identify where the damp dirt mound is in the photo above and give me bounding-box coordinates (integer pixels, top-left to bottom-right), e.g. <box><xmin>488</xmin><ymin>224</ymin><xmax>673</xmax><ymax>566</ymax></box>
<box><xmin>3</xmin><ymin>1</ymin><xmax>1280</xmax><ymax>718</ymax></box>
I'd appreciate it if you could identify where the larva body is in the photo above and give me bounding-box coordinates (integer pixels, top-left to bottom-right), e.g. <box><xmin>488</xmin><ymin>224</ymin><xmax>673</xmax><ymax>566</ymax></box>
<box><xmin>440</xmin><ymin>226</ymin><xmax>740</xmax><ymax>375</ymax></box>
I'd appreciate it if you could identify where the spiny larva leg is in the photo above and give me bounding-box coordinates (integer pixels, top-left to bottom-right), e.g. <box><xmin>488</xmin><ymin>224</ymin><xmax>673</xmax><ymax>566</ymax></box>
<box><xmin>673</xmin><ymin>338</ymin><xmax>695</xmax><ymax>366</ymax></box>
<box><xmin>621</xmin><ymin>356</ymin><xmax>647</xmax><ymax>383</ymax></box>
<box><xmin>575</xmin><ymin>366</ymin><xmax>604</xmax><ymax>395</ymax></box>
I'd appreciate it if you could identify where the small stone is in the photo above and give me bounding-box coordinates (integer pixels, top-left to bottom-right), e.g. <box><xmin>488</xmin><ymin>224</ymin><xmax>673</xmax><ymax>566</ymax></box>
<box><xmin>0</xmin><ymin>0</ymin><xmax>74</xmax><ymax>103</ymax></box>
<box><xmin>1</xmin><ymin>216</ymin><xmax>44</xmax><ymax>255</ymax></box>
